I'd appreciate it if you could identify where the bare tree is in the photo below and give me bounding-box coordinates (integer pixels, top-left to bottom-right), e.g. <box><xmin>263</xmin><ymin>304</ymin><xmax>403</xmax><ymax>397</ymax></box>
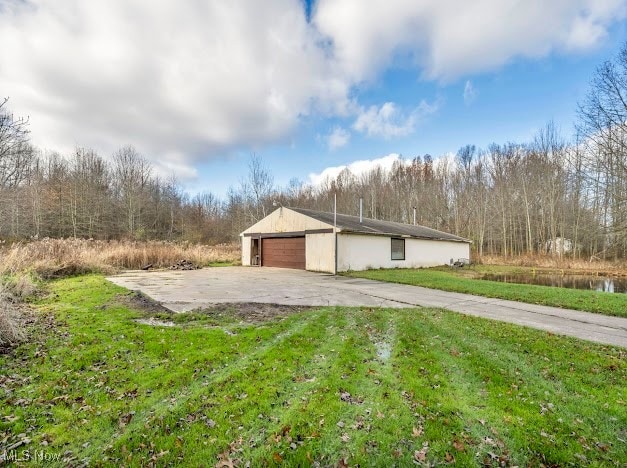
<box><xmin>113</xmin><ymin>146</ymin><xmax>152</xmax><ymax>238</ymax></box>
<box><xmin>577</xmin><ymin>42</ymin><xmax>627</xmax><ymax>257</ymax></box>
<box><xmin>239</xmin><ymin>154</ymin><xmax>274</xmax><ymax>224</ymax></box>
<box><xmin>0</xmin><ymin>98</ymin><xmax>33</xmax><ymax>188</ymax></box>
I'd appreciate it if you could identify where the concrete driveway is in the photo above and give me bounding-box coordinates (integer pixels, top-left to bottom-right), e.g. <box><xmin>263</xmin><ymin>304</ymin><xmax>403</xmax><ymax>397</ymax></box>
<box><xmin>107</xmin><ymin>266</ymin><xmax>627</xmax><ymax>347</ymax></box>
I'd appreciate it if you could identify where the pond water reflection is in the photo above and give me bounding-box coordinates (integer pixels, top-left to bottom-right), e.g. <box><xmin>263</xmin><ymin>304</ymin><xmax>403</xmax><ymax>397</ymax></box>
<box><xmin>481</xmin><ymin>273</ymin><xmax>627</xmax><ymax>293</ymax></box>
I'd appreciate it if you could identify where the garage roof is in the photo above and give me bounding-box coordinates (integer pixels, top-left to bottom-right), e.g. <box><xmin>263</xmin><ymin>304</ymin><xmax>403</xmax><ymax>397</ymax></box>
<box><xmin>290</xmin><ymin>207</ymin><xmax>470</xmax><ymax>243</ymax></box>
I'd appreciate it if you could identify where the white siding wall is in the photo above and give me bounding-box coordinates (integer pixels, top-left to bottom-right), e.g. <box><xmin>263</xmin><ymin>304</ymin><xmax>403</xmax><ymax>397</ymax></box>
<box><xmin>241</xmin><ymin>236</ymin><xmax>252</xmax><ymax>266</ymax></box>
<box><xmin>305</xmin><ymin>233</ymin><xmax>335</xmax><ymax>273</ymax></box>
<box><xmin>337</xmin><ymin>234</ymin><xmax>470</xmax><ymax>271</ymax></box>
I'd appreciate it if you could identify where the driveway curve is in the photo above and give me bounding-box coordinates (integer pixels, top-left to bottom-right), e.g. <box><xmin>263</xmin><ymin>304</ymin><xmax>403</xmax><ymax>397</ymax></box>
<box><xmin>108</xmin><ymin>266</ymin><xmax>627</xmax><ymax>348</ymax></box>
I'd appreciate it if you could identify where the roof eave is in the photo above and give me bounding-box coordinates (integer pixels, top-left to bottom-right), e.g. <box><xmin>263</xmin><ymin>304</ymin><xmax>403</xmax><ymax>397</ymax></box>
<box><xmin>338</xmin><ymin>229</ymin><xmax>471</xmax><ymax>243</ymax></box>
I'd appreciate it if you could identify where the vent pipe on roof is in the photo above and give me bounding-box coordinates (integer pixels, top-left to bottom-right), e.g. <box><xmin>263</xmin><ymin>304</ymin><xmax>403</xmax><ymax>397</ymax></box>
<box><xmin>334</xmin><ymin>193</ymin><xmax>337</xmax><ymax>229</ymax></box>
<box><xmin>359</xmin><ymin>197</ymin><xmax>363</xmax><ymax>223</ymax></box>
<box><xmin>413</xmin><ymin>206</ymin><xmax>416</xmax><ymax>226</ymax></box>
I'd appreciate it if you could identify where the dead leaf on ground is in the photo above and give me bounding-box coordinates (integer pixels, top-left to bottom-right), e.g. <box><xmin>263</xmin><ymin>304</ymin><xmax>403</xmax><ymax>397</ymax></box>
<box><xmin>118</xmin><ymin>411</ymin><xmax>135</xmax><ymax>427</ymax></box>
<box><xmin>414</xmin><ymin>447</ymin><xmax>428</xmax><ymax>462</ymax></box>
<box><xmin>453</xmin><ymin>439</ymin><xmax>465</xmax><ymax>451</ymax></box>
<box><xmin>216</xmin><ymin>449</ymin><xmax>235</xmax><ymax>468</ymax></box>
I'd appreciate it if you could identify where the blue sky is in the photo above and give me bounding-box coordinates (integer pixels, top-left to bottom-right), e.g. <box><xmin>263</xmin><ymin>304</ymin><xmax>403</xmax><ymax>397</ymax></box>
<box><xmin>2</xmin><ymin>1</ymin><xmax>627</xmax><ymax>196</ymax></box>
<box><xmin>195</xmin><ymin>23</ymin><xmax>627</xmax><ymax>195</ymax></box>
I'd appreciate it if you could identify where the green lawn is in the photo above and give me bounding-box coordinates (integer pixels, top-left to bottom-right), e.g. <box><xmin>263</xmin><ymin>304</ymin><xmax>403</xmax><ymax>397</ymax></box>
<box><xmin>1</xmin><ymin>276</ymin><xmax>625</xmax><ymax>466</ymax></box>
<box><xmin>346</xmin><ymin>267</ymin><xmax>627</xmax><ymax>318</ymax></box>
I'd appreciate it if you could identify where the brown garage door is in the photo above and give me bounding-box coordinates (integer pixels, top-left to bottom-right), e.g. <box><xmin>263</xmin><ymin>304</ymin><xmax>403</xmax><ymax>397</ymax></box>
<box><xmin>261</xmin><ymin>237</ymin><xmax>306</xmax><ymax>269</ymax></box>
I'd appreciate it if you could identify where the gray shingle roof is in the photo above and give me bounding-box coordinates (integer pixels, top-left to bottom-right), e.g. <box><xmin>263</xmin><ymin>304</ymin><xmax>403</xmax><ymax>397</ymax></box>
<box><xmin>290</xmin><ymin>207</ymin><xmax>470</xmax><ymax>243</ymax></box>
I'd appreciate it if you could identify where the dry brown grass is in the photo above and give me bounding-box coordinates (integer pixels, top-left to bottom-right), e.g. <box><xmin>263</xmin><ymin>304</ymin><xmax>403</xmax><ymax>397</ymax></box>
<box><xmin>0</xmin><ymin>283</ymin><xmax>26</xmax><ymax>348</ymax></box>
<box><xmin>477</xmin><ymin>254</ymin><xmax>627</xmax><ymax>276</ymax></box>
<box><xmin>0</xmin><ymin>238</ymin><xmax>241</xmax><ymax>278</ymax></box>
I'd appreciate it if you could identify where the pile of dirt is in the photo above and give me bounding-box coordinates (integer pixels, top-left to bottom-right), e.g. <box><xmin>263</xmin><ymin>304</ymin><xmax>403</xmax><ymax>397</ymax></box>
<box><xmin>116</xmin><ymin>291</ymin><xmax>173</xmax><ymax>314</ymax></box>
<box><xmin>170</xmin><ymin>259</ymin><xmax>199</xmax><ymax>270</ymax></box>
<box><xmin>115</xmin><ymin>293</ymin><xmax>311</xmax><ymax>326</ymax></box>
<box><xmin>193</xmin><ymin>302</ymin><xmax>313</xmax><ymax>324</ymax></box>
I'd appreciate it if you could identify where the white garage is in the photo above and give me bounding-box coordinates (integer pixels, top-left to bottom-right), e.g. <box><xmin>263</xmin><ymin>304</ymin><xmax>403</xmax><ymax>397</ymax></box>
<box><xmin>240</xmin><ymin>207</ymin><xmax>471</xmax><ymax>273</ymax></box>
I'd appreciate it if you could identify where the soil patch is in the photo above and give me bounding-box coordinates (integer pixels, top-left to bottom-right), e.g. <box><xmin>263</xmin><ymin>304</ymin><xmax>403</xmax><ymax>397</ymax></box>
<box><xmin>115</xmin><ymin>291</ymin><xmax>172</xmax><ymax>315</ymax></box>
<box><xmin>192</xmin><ymin>302</ymin><xmax>315</xmax><ymax>324</ymax></box>
<box><xmin>115</xmin><ymin>293</ymin><xmax>311</xmax><ymax>325</ymax></box>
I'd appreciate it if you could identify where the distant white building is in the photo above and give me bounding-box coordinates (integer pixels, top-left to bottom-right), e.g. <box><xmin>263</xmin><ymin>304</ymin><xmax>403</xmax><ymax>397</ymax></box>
<box><xmin>240</xmin><ymin>207</ymin><xmax>471</xmax><ymax>273</ymax></box>
<box><xmin>546</xmin><ymin>237</ymin><xmax>573</xmax><ymax>256</ymax></box>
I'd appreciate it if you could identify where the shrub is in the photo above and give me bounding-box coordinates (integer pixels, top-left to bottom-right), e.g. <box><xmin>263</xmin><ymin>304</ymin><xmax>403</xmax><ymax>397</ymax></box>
<box><xmin>0</xmin><ymin>282</ymin><xmax>25</xmax><ymax>348</ymax></box>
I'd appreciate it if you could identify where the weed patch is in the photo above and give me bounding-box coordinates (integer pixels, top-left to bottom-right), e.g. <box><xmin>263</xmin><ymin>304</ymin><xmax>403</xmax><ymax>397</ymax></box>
<box><xmin>0</xmin><ymin>239</ymin><xmax>240</xmax><ymax>278</ymax></box>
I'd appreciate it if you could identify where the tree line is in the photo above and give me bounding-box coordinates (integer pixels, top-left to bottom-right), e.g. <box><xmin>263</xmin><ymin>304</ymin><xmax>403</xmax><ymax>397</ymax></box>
<box><xmin>2</xmin><ymin>45</ymin><xmax>627</xmax><ymax>259</ymax></box>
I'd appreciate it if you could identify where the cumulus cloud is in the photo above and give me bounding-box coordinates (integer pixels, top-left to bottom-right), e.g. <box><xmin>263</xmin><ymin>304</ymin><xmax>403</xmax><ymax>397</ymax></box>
<box><xmin>314</xmin><ymin>0</ymin><xmax>626</xmax><ymax>80</ymax></box>
<box><xmin>463</xmin><ymin>80</ymin><xmax>478</xmax><ymax>105</ymax></box>
<box><xmin>353</xmin><ymin>103</ymin><xmax>414</xmax><ymax>138</ymax></box>
<box><xmin>0</xmin><ymin>0</ymin><xmax>350</xmax><ymax>178</ymax></box>
<box><xmin>353</xmin><ymin>100</ymin><xmax>439</xmax><ymax>138</ymax></box>
<box><xmin>0</xmin><ymin>0</ymin><xmax>624</xmax><ymax>178</ymax></box>
<box><xmin>325</xmin><ymin>126</ymin><xmax>351</xmax><ymax>150</ymax></box>
<box><xmin>308</xmin><ymin>153</ymin><xmax>410</xmax><ymax>186</ymax></box>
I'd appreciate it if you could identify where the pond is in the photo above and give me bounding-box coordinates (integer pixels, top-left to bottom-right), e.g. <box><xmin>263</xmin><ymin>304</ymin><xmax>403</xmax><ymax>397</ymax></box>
<box><xmin>481</xmin><ymin>273</ymin><xmax>627</xmax><ymax>293</ymax></box>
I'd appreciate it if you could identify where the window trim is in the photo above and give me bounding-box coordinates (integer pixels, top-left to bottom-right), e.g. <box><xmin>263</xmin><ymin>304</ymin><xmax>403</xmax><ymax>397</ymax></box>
<box><xmin>391</xmin><ymin>237</ymin><xmax>405</xmax><ymax>261</ymax></box>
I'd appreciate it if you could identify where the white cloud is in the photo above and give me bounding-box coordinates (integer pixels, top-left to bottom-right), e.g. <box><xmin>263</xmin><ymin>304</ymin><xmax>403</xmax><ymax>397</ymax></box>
<box><xmin>325</xmin><ymin>126</ymin><xmax>351</xmax><ymax>150</ymax></box>
<box><xmin>0</xmin><ymin>0</ymin><xmax>624</xmax><ymax>179</ymax></box>
<box><xmin>353</xmin><ymin>100</ymin><xmax>439</xmax><ymax>139</ymax></box>
<box><xmin>463</xmin><ymin>80</ymin><xmax>478</xmax><ymax>105</ymax></box>
<box><xmin>0</xmin><ymin>0</ymin><xmax>352</xmax><ymax>179</ymax></box>
<box><xmin>353</xmin><ymin>103</ymin><xmax>413</xmax><ymax>138</ymax></box>
<box><xmin>308</xmin><ymin>153</ymin><xmax>410</xmax><ymax>186</ymax></box>
<box><xmin>314</xmin><ymin>0</ymin><xmax>626</xmax><ymax>80</ymax></box>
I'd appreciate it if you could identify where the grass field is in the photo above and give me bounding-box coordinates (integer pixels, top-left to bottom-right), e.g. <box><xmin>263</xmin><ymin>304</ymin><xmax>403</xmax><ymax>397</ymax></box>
<box><xmin>346</xmin><ymin>267</ymin><xmax>627</xmax><ymax>318</ymax></box>
<box><xmin>1</xmin><ymin>276</ymin><xmax>625</xmax><ymax>466</ymax></box>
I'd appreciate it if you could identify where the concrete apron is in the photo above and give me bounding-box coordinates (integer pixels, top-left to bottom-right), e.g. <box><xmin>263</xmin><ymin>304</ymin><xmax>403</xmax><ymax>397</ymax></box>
<box><xmin>107</xmin><ymin>267</ymin><xmax>627</xmax><ymax>348</ymax></box>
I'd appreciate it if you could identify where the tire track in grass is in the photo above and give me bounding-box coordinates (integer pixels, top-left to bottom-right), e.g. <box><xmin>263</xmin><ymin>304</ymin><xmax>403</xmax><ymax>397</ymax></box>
<box><xmin>224</xmin><ymin>308</ymin><xmax>366</xmax><ymax>465</ymax></box>
<box><xmin>194</xmin><ymin>307</ymin><xmax>352</xmax><ymax>463</ymax></box>
<box><xmin>395</xmin><ymin>309</ymin><xmax>625</xmax><ymax>466</ymax></box>
<box><xmin>105</xmin><ymin>308</ymin><xmax>351</xmax><ymax>464</ymax></box>
<box><xmin>400</xmin><ymin>309</ymin><xmax>575</xmax><ymax>465</ymax></box>
<box><xmin>392</xmin><ymin>309</ymin><xmax>512</xmax><ymax>466</ymax></box>
<box><xmin>144</xmin><ymin>307</ymin><xmax>390</xmax><ymax>466</ymax></box>
<box><xmin>198</xmin><ymin>307</ymin><xmax>371</xmax><ymax>466</ymax></box>
<box><xmin>283</xmin><ymin>308</ymin><xmax>420</xmax><ymax>466</ymax></box>
<box><xmin>242</xmin><ymin>307</ymin><xmax>380</xmax><ymax>465</ymax></box>
<box><xmin>163</xmin><ymin>307</ymin><xmax>360</xmax><ymax>465</ymax></box>
<box><xmin>45</xmin><ymin>310</ymin><xmax>298</xmax><ymax>453</ymax></box>
<box><xmin>81</xmin><ymin>309</ymin><xmax>324</xmax><ymax>462</ymax></box>
<box><xmin>426</xmin><ymin>310</ymin><xmax>627</xmax><ymax>466</ymax></box>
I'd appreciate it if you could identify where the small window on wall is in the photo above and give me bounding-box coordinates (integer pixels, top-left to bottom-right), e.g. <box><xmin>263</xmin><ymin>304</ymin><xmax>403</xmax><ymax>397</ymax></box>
<box><xmin>391</xmin><ymin>238</ymin><xmax>405</xmax><ymax>260</ymax></box>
